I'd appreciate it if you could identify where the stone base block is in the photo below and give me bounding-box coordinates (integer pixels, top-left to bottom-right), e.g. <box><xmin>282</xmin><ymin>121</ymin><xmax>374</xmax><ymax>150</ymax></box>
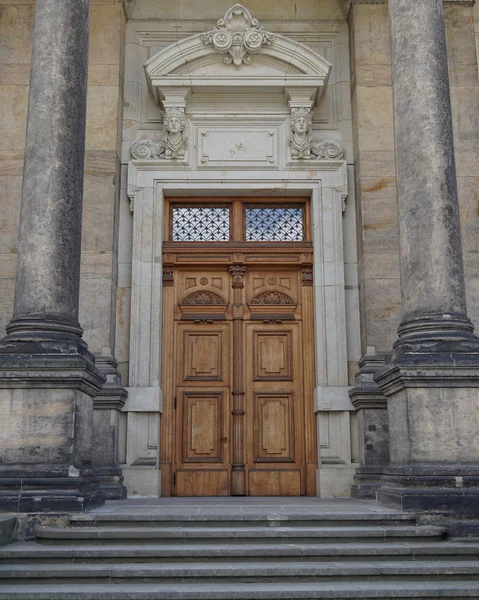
<box><xmin>351</xmin><ymin>467</ymin><xmax>384</xmax><ymax>500</ymax></box>
<box><xmin>95</xmin><ymin>466</ymin><xmax>127</xmax><ymax>500</ymax></box>
<box><xmin>377</xmin><ymin>467</ymin><xmax>479</xmax><ymax>516</ymax></box>
<box><xmin>0</xmin><ymin>466</ymin><xmax>104</xmax><ymax>513</ymax></box>
<box><xmin>122</xmin><ymin>467</ymin><xmax>161</xmax><ymax>498</ymax></box>
<box><xmin>318</xmin><ymin>465</ymin><xmax>357</xmax><ymax>498</ymax></box>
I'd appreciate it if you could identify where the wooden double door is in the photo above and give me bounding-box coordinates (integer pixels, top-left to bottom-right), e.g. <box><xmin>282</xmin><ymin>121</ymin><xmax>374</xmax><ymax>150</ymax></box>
<box><xmin>161</xmin><ymin>262</ymin><xmax>317</xmax><ymax>496</ymax></box>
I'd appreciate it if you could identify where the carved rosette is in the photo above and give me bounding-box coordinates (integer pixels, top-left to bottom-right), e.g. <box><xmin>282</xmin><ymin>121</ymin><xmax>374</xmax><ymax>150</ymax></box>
<box><xmin>302</xmin><ymin>267</ymin><xmax>313</xmax><ymax>287</ymax></box>
<box><xmin>229</xmin><ymin>265</ymin><xmax>247</xmax><ymax>289</ymax></box>
<box><xmin>131</xmin><ymin>139</ymin><xmax>165</xmax><ymax>160</ymax></box>
<box><xmin>200</xmin><ymin>4</ymin><xmax>275</xmax><ymax>67</ymax></box>
<box><xmin>163</xmin><ymin>267</ymin><xmax>174</xmax><ymax>287</ymax></box>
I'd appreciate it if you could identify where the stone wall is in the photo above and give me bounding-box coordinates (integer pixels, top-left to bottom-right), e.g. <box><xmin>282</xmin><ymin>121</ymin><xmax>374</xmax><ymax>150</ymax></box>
<box><xmin>0</xmin><ymin>0</ymin><xmax>126</xmax><ymax>363</ymax></box>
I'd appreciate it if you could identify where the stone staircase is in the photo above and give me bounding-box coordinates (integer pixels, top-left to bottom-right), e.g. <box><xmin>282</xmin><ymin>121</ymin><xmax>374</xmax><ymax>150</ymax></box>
<box><xmin>1</xmin><ymin>500</ymin><xmax>479</xmax><ymax>599</ymax></box>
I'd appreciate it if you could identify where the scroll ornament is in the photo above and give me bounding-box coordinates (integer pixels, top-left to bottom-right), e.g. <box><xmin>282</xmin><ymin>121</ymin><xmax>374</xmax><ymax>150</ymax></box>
<box><xmin>200</xmin><ymin>4</ymin><xmax>275</xmax><ymax>67</ymax></box>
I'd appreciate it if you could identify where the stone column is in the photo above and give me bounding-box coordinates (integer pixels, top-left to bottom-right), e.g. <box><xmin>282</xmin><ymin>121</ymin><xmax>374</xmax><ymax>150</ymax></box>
<box><xmin>375</xmin><ymin>0</ymin><xmax>479</xmax><ymax>515</ymax></box>
<box><xmin>0</xmin><ymin>0</ymin><xmax>105</xmax><ymax>512</ymax></box>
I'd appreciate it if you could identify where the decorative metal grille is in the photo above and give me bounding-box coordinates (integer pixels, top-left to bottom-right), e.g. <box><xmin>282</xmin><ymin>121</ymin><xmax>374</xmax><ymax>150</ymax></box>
<box><xmin>171</xmin><ymin>205</ymin><xmax>230</xmax><ymax>241</ymax></box>
<box><xmin>245</xmin><ymin>205</ymin><xmax>304</xmax><ymax>242</ymax></box>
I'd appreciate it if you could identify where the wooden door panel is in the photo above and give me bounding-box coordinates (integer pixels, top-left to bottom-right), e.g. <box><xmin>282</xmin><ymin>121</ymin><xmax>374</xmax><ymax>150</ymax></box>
<box><xmin>246</xmin><ymin>320</ymin><xmax>303</xmax><ymax>496</ymax></box>
<box><xmin>182</xmin><ymin>391</ymin><xmax>225</xmax><ymax>463</ymax></box>
<box><xmin>254</xmin><ymin>393</ymin><xmax>294</xmax><ymax>463</ymax></box>
<box><xmin>184</xmin><ymin>331</ymin><xmax>223</xmax><ymax>381</ymax></box>
<box><xmin>178</xmin><ymin>325</ymin><xmax>230</xmax><ymax>387</ymax></box>
<box><xmin>249</xmin><ymin>469</ymin><xmax>301</xmax><ymax>496</ymax></box>
<box><xmin>176</xmin><ymin>469</ymin><xmax>229</xmax><ymax>496</ymax></box>
<box><xmin>175</xmin><ymin>320</ymin><xmax>231</xmax><ymax>496</ymax></box>
<box><xmin>254</xmin><ymin>331</ymin><xmax>293</xmax><ymax>381</ymax></box>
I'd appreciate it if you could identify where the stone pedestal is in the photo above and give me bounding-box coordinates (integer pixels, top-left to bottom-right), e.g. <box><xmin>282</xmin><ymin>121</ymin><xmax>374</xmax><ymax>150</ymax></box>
<box><xmin>0</xmin><ymin>0</ymin><xmax>105</xmax><ymax>512</ymax></box>
<box><xmin>375</xmin><ymin>0</ymin><xmax>479</xmax><ymax>515</ymax></box>
<box><xmin>93</xmin><ymin>354</ymin><xmax>128</xmax><ymax>500</ymax></box>
<box><xmin>350</xmin><ymin>352</ymin><xmax>389</xmax><ymax>500</ymax></box>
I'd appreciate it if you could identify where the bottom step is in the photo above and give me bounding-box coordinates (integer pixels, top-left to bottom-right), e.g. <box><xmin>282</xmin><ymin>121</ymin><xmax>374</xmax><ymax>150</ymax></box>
<box><xmin>1</xmin><ymin>581</ymin><xmax>479</xmax><ymax>599</ymax></box>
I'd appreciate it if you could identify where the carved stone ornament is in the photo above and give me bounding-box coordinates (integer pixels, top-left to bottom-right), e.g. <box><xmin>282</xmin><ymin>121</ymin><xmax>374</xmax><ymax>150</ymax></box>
<box><xmin>163</xmin><ymin>106</ymin><xmax>188</xmax><ymax>159</ymax></box>
<box><xmin>289</xmin><ymin>106</ymin><xmax>313</xmax><ymax>160</ymax></box>
<box><xmin>311</xmin><ymin>139</ymin><xmax>344</xmax><ymax>160</ymax></box>
<box><xmin>200</xmin><ymin>4</ymin><xmax>275</xmax><ymax>67</ymax></box>
<box><xmin>250</xmin><ymin>291</ymin><xmax>295</xmax><ymax>305</ymax></box>
<box><xmin>182</xmin><ymin>291</ymin><xmax>227</xmax><ymax>305</ymax></box>
<box><xmin>229</xmin><ymin>265</ymin><xmax>247</xmax><ymax>289</ymax></box>
<box><xmin>131</xmin><ymin>139</ymin><xmax>165</xmax><ymax>160</ymax></box>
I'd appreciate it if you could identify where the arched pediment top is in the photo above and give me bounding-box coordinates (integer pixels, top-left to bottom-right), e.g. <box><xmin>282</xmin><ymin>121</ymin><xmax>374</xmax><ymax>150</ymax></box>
<box><xmin>144</xmin><ymin>4</ymin><xmax>332</xmax><ymax>106</ymax></box>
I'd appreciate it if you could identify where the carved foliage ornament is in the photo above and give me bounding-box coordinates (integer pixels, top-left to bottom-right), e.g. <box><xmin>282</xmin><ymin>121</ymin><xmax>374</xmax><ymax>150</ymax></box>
<box><xmin>201</xmin><ymin>4</ymin><xmax>275</xmax><ymax>66</ymax></box>
<box><xmin>182</xmin><ymin>291</ymin><xmax>227</xmax><ymax>305</ymax></box>
<box><xmin>250</xmin><ymin>291</ymin><xmax>295</xmax><ymax>305</ymax></box>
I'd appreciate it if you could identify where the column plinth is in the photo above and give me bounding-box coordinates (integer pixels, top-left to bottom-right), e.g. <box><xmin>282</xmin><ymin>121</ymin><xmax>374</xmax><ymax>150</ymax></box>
<box><xmin>375</xmin><ymin>0</ymin><xmax>479</xmax><ymax>516</ymax></box>
<box><xmin>0</xmin><ymin>0</ymin><xmax>104</xmax><ymax>512</ymax></box>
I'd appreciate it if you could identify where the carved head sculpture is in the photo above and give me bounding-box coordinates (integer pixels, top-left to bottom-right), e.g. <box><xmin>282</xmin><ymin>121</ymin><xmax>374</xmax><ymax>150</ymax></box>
<box><xmin>164</xmin><ymin>107</ymin><xmax>187</xmax><ymax>134</ymax></box>
<box><xmin>290</xmin><ymin>106</ymin><xmax>313</xmax><ymax>136</ymax></box>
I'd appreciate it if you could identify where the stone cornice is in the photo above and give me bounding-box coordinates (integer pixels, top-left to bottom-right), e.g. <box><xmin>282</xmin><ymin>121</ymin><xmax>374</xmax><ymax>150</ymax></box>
<box><xmin>341</xmin><ymin>0</ymin><xmax>474</xmax><ymax>18</ymax></box>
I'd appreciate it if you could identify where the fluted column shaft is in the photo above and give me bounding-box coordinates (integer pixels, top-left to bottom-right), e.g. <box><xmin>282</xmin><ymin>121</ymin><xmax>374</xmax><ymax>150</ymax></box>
<box><xmin>9</xmin><ymin>0</ymin><xmax>90</xmax><ymax>338</ymax></box>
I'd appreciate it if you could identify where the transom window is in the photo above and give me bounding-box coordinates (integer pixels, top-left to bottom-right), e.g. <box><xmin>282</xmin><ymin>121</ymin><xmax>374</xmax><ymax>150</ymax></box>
<box><xmin>171</xmin><ymin>205</ymin><xmax>230</xmax><ymax>242</ymax></box>
<box><xmin>168</xmin><ymin>199</ymin><xmax>309</xmax><ymax>243</ymax></box>
<box><xmin>245</xmin><ymin>205</ymin><xmax>304</xmax><ymax>242</ymax></box>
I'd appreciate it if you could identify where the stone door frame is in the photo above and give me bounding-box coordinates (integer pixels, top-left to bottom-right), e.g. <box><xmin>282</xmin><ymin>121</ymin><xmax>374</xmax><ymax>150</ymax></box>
<box><xmin>122</xmin><ymin>163</ymin><xmax>356</xmax><ymax>497</ymax></box>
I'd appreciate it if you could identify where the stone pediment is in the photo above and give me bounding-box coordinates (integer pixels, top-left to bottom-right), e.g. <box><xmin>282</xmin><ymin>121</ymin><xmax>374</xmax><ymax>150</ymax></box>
<box><xmin>144</xmin><ymin>4</ymin><xmax>332</xmax><ymax>107</ymax></box>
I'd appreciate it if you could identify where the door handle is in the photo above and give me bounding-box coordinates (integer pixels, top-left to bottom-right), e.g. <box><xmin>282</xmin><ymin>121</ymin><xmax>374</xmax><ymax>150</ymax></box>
<box><xmin>220</xmin><ymin>437</ymin><xmax>228</xmax><ymax>444</ymax></box>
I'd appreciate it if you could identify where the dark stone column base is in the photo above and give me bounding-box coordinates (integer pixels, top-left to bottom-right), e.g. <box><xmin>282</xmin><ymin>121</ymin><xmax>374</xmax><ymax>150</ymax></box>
<box><xmin>377</xmin><ymin>467</ymin><xmax>479</xmax><ymax>516</ymax></box>
<box><xmin>95</xmin><ymin>466</ymin><xmax>127</xmax><ymax>500</ymax></box>
<box><xmin>0</xmin><ymin>467</ymin><xmax>104</xmax><ymax>513</ymax></box>
<box><xmin>351</xmin><ymin>467</ymin><xmax>384</xmax><ymax>500</ymax></box>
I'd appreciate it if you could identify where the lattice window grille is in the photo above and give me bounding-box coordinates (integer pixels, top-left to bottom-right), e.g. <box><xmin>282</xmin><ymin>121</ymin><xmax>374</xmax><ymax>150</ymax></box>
<box><xmin>245</xmin><ymin>205</ymin><xmax>304</xmax><ymax>242</ymax></box>
<box><xmin>171</xmin><ymin>205</ymin><xmax>231</xmax><ymax>242</ymax></box>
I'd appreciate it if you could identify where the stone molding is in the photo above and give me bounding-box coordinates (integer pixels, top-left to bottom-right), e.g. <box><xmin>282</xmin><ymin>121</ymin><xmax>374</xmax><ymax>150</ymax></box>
<box><xmin>349</xmin><ymin>351</ymin><xmax>388</xmax><ymax>410</ymax></box>
<box><xmin>340</xmin><ymin>0</ymin><xmax>472</xmax><ymax>19</ymax></box>
<box><xmin>200</xmin><ymin>4</ymin><xmax>275</xmax><ymax>67</ymax></box>
<box><xmin>144</xmin><ymin>20</ymin><xmax>331</xmax><ymax>107</ymax></box>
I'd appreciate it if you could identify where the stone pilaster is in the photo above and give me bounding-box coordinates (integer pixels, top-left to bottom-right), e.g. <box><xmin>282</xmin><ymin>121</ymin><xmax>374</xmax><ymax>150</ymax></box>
<box><xmin>93</xmin><ymin>354</ymin><xmax>128</xmax><ymax>500</ymax></box>
<box><xmin>0</xmin><ymin>0</ymin><xmax>104</xmax><ymax>512</ymax></box>
<box><xmin>375</xmin><ymin>0</ymin><xmax>479</xmax><ymax>515</ymax></box>
<box><xmin>350</xmin><ymin>349</ymin><xmax>389</xmax><ymax>499</ymax></box>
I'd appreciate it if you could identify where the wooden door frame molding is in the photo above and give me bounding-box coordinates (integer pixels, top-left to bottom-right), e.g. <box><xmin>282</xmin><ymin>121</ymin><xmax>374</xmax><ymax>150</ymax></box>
<box><xmin>124</xmin><ymin>166</ymin><xmax>355</xmax><ymax>497</ymax></box>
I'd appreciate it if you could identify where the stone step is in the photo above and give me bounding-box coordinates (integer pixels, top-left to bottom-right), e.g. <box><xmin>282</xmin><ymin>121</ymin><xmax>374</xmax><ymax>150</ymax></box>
<box><xmin>1</xmin><ymin>559</ymin><xmax>479</xmax><ymax>583</ymax></box>
<box><xmin>1</xmin><ymin>580</ymin><xmax>479</xmax><ymax>599</ymax></box>
<box><xmin>34</xmin><ymin>524</ymin><xmax>447</xmax><ymax>544</ymax></box>
<box><xmin>2</xmin><ymin>540</ymin><xmax>478</xmax><ymax>563</ymax></box>
<box><xmin>69</xmin><ymin>512</ymin><xmax>417</xmax><ymax>528</ymax></box>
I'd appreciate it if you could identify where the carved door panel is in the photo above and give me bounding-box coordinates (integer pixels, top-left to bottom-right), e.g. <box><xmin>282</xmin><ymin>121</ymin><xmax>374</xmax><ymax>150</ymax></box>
<box><xmin>172</xmin><ymin>269</ymin><xmax>232</xmax><ymax>497</ymax></box>
<box><xmin>175</xmin><ymin>322</ymin><xmax>231</xmax><ymax>496</ymax></box>
<box><xmin>245</xmin><ymin>322</ymin><xmax>304</xmax><ymax>495</ymax></box>
<box><xmin>244</xmin><ymin>268</ymin><xmax>304</xmax><ymax>496</ymax></box>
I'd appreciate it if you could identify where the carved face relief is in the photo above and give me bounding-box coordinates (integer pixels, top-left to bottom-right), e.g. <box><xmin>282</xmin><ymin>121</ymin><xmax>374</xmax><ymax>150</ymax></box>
<box><xmin>289</xmin><ymin>107</ymin><xmax>313</xmax><ymax>160</ymax></box>
<box><xmin>163</xmin><ymin>107</ymin><xmax>188</xmax><ymax>159</ymax></box>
